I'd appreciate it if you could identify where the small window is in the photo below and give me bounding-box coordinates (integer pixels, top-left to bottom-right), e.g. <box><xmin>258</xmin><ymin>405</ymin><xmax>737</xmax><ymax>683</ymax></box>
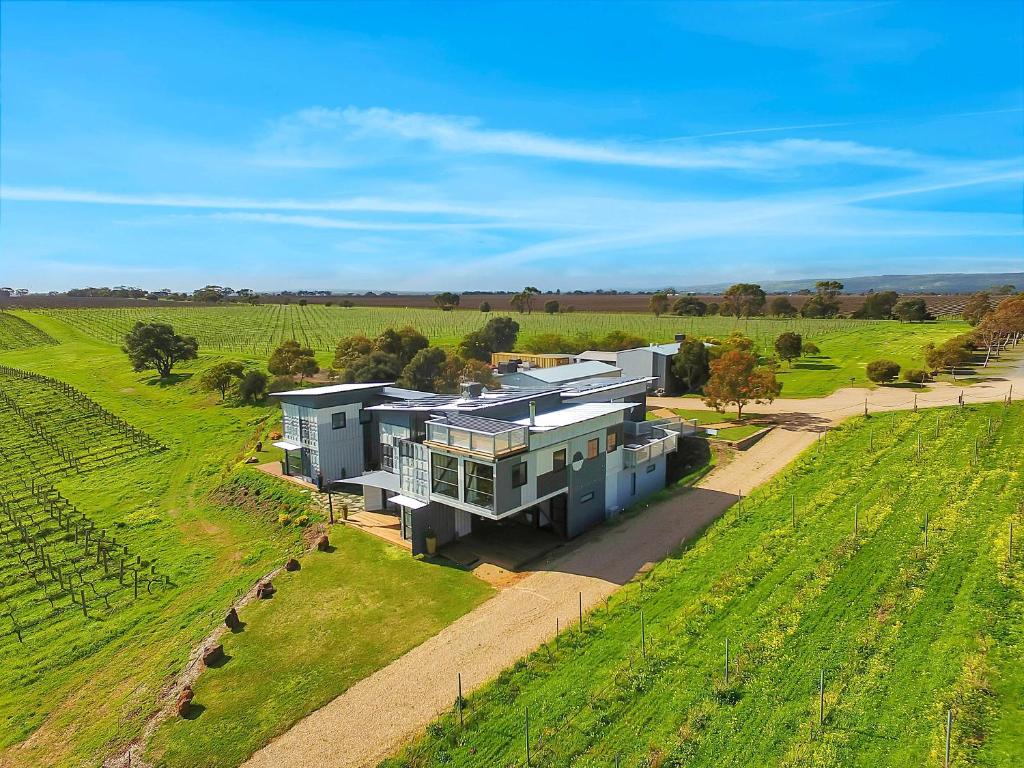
<box><xmin>646</xmin><ymin>463</ymin><xmax>657</xmax><ymax>474</ymax></box>
<box><xmin>580</xmin><ymin>491</ymin><xmax>595</xmax><ymax>503</ymax></box>
<box><xmin>606</xmin><ymin>429</ymin><xmax>618</xmax><ymax>452</ymax></box>
<box><xmin>359</xmin><ymin>409</ymin><xmax>373</xmax><ymax>424</ymax></box>
<box><xmin>332</xmin><ymin>412</ymin><xmax>346</xmax><ymax>430</ymax></box>
<box><xmin>552</xmin><ymin>448</ymin><xmax>567</xmax><ymax>471</ymax></box>
<box><xmin>587</xmin><ymin>438</ymin><xmax>599</xmax><ymax>459</ymax></box>
<box><xmin>511</xmin><ymin>462</ymin><xmax>527</xmax><ymax>487</ymax></box>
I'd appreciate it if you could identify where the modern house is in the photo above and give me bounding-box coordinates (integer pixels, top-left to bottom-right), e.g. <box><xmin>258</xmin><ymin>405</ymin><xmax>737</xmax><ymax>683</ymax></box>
<box><xmin>490</xmin><ymin>351</ymin><xmax>574</xmax><ymax>369</ymax></box>
<box><xmin>271</xmin><ymin>377</ymin><xmax>689</xmax><ymax>555</ymax></box>
<box><xmin>576</xmin><ymin>337</ymin><xmax>685</xmax><ymax>391</ymax></box>
<box><xmin>495</xmin><ymin>359</ymin><xmax>621</xmax><ymax>388</ymax></box>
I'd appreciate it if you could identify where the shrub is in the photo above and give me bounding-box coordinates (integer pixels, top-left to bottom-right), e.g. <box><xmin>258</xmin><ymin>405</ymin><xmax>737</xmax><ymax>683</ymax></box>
<box><xmin>866</xmin><ymin>359</ymin><xmax>901</xmax><ymax>384</ymax></box>
<box><xmin>267</xmin><ymin>375</ymin><xmax>296</xmax><ymax>393</ymax></box>
<box><xmin>802</xmin><ymin>342</ymin><xmax>820</xmax><ymax>355</ymax></box>
<box><xmin>293</xmin><ymin>514</ymin><xmax>310</xmax><ymax>526</ymax></box>
<box><xmin>277</xmin><ymin>513</ymin><xmax>292</xmax><ymax>525</ymax></box>
<box><xmin>903</xmin><ymin>368</ymin><xmax>929</xmax><ymax>384</ymax></box>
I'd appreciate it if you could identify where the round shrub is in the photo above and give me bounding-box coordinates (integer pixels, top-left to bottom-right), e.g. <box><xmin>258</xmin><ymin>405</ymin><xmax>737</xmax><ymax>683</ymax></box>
<box><xmin>903</xmin><ymin>368</ymin><xmax>929</xmax><ymax>384</ymax></box>
<box><xmin>277</xmin><ymin>513</ymin><xmax>292</xmax><ymax>525</ymax></box>
<box><xmin>866</xmin><ymin>359</ymin><xmax>901</xmax><ymax>384</ymax></box>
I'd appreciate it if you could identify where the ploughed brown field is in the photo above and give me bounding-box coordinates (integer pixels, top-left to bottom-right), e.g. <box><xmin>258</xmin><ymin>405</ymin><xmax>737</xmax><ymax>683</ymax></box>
<box><xmin>0</xmin><ymin>292</ymin><xmax>1006</xmax><ymax>317</ymax></box>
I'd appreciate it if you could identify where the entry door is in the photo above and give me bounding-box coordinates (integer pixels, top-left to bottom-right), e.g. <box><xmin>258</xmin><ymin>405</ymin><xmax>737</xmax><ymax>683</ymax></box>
<box><xmin>550</xmin><ymin>493</ymin><xmax>568</xmax><ymax>539</ymax></box>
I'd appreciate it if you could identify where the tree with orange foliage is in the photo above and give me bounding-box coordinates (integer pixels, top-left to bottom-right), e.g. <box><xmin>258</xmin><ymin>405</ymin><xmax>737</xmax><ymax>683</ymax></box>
<box><xmin>702</xmin><ymin>349</ymin><xmax>782</xmax><ymax>419</ymax></box>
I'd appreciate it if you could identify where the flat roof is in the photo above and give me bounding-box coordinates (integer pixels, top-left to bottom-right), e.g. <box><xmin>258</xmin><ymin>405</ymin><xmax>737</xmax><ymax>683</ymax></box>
<box><xmin>271</xmin><ymin>382</ymin><xmax>391</xmax><ymax>397</ymax></box>
<box><xmin>429</xmin><ymin>412</ymin><xmax>524</xmax><ymax>435</ymax></box>
<box><xmin>512</xmin><ymin>360</ymin><xmax>621</xmax><ymax>384</ymax></box>
<box><xmin>512</xmin><ymin>402</ymin><xmax>634</xmax><ymax>431</ymax></box>
<box><xmin>576</xmin><ymin>350</ymin><xmax>619</xmax><ymax>362</ymax></box>
<box><xmin>560</xmin><ymin>376</ymin><xmax>654</xmax><ymax>396</ymax></box>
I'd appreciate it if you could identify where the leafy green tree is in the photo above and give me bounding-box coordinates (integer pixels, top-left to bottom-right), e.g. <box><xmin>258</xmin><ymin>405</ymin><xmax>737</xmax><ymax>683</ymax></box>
<box><xmin>774</xmin><ymin>332</ymin><xmax>802</xmax><ymax>366</ymax></box>
<box><xmin>853</xmin><ymin>291</ymin><xmax>899</xmax><ymax>319</ymax></box>
<box><xmin>237</xmin><ymin>370</ymin><xmax>269</xmax><ymax>402</ymax></box>
<box><xmin>649</xmin><ymin>292</ymin><xmax>670</xmax><ymax>317</ymax></box>
<box><xmin>924</xmin><ymin>336</ymin><xmax>974</xmax><ymax>379</ymax></box>
<box><xmin>769</xmin><ymin>296</ymin><xmax>798</xmax><ymax>317</ymax></box>
<box><xmin>199</xmin><ymin>360</ymin><xmax>244</xmax><ymax>400</ymax></box>
<box><xmin>671</xmin><ymin>338</ymin><xmax>710</xmax><ymax>393</ymax></box>
<box><xmin>722</xmin><ymin>283</ymin><xmax>766</xmax><ymax>317</ymax></box>
<box><xmin>349</xmin><ymin>351</ymin><xmax>404</xmax><ymax>383</ymax></box>
<box><xmin>398</xmin><ymin>347</ymin><xmax>449</xmax><ymax>391</ymax></box>
<box><xmin>122</xmin><ymin>321</ymin><xmax>198</xmax><ymax>378</ymax></box>
<box><xmin>433</xmin><ymin>292</ymin><xmax>461</xmax><ymax>311</ymax></box>
<box><xmin>375</xmin><ymin>326</ymin><xmax>429</xmax><ymax>365</ymax></box>
<box><xmin>458</xmin><ymin>316</ymin><xmax>520</xmax><ymax>361</ymax></box>
<box><xmin>866</xmin><ymin>359</ymin><xmax>901</xmax><ymax>384</ymax></box>
<box><xmin>479</xmin><ymin>301</ymin><xmax>491</xmax><ymax>312</ymax></box>
<box><xmin>544</xmin><ymin>300</ymin><xmax>560</xmax><ymax>314</ymax></box>
<box><xmin>268</xmin><ymin>340</ymin><xmax>317</xmax><ymax>377</ymax></box>
<box><xmin>333</xmin><ymin>334</ymin><xmax>374</xmax><ymax>368</ymax></box>
<box><xmin>802</xmin><ymin>342</ymin><xmax>820</xmax><ymax>356</ymax></box>
<box><xmin>892</xmin><ymin>298</ymin><xmax>930</xmax><ymax>322</ymax></box>
<box><xmin>673</xmin><ymin>296</ymin><xmax>707</xmax><ymax>316</ymax></box>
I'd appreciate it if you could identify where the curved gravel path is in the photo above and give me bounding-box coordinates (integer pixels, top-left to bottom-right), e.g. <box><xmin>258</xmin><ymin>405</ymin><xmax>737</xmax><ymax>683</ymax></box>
<box><xmin>244</xmin><ymin>355</ymin><xmax>1022</xmax><ymax>768</ymax></box>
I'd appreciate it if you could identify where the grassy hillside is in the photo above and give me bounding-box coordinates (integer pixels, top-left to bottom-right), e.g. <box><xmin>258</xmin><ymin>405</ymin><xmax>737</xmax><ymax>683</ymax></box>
<box><xmin>24</xmin><ymin>306</ymin><xmax>967</xmax><ymax>398</ymax></box>
<box><xmin>384</xmin><ymin>403</ymin><xmax>1023</xmax><ymax>768</ymax></box>
<box><xmin>0</xmin><ymin>313</ymin><xmax>490</xmax><ymax>768</ymax></box>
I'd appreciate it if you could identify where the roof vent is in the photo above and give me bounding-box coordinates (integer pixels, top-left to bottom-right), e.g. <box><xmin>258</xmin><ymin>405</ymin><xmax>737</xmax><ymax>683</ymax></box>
<box><xmin>461</xmin><ymin>381</ymin><xmax>484</xmax><ymax>399</ymax></box>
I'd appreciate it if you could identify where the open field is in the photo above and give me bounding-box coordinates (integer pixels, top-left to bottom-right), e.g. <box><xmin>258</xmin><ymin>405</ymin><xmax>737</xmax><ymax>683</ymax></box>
<box><xmin>0</xmin><ymin>314</ymin><xmax>489</xmax><ymax>768</ymax></box>
<box><xmin>383</xmin><ymin>403</ymin><xmax>1023</xmax><ymax>768</ymax></box>
<box><xmin>21</xmin><ymin>306</ymin><xmax>967</xmax><ymax>398</ymax></box>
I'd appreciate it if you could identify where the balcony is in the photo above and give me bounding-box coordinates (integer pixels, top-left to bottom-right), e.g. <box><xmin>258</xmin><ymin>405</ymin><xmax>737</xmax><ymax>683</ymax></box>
<box><xmin>622</xmin><ymin>417</ymin><xmax>689</xmax><ymax>468</ymax></box>
<box><xmin>425</xmin><ymin>414</ymin><xmax>528</xmax><ymax>459</ymax></box>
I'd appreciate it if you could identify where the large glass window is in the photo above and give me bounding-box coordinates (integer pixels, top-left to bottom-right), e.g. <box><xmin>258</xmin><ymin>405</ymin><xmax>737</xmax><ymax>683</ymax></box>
<box><xmin>587</xmin><ymin>438</ymin><xmax>600</xmax><ymax>459</ymax></box>
<box><xmin>464</xmin><ymin>460</ymin><xmax>495</xmax><ymax>509</ymax></box>
<box><xmin>431</xmin><ymin>454</ymin><xmax>459</xmax><ymax>499</ymax></box>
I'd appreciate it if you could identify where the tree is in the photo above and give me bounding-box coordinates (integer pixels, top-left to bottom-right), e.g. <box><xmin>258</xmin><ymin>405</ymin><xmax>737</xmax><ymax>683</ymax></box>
<box><xmin>237</xmin><ymin>370</ymin><xmax>269</xmax><ymax>403</ymax></box>
<box><xmin>703</xmin><ymin>349</ymin><xmax>781</xmax><ymax>419</ymax></box>
<box><xmin>774</xmin><ymin>332</ymin><xmax>802</xmax><ymax>366</ymax></box>
<box><xmin>973</xmin><ymin>295</ymin><xmax>1024</xmax><ymax>366</ymax></box>
<box><xmin>458</xmin><ymin>358</ymin><xmax>498</xmax><ymax>389</ymax></box>
<box><xmin>599</xmin><ymin>330</ymin><xmax>647</xmax><ymax>351</ymax></box>
<box><xmin>199</xmin><ymin>360</ymin><xmax>244</xmax><ymax>400</ymax></box>
<box><xmin>962</xmin><ymin>292</ymin><xmax>991</xmax><ymax>326</ymax></box>
<box><xmin>458</xmin><ymin>317</ymin><xmax>521</xmax><ymax>361</ymax></box>
<box><xmin>510</xmin><ymin>286</ymin><xmax>541</xmax><ymax>314</ymax></box>
<box><xmin>866</xmin><ymin>359</ymin><xmax>900</xmax><ymax>384</ymax></box>
<box><xmin>649</xmin><ymin>292</ymin><xmax>670</xmax><ymax>317</ymax></box>
<box><xmin>924</xmin><ymin>336</ymin><xmax>973</xmax><ymax>379</ymax></box>
<box><xmin>803</xmin><ymin>342</ymin><xmax>820</xmax><ymax>356</ymax></box>
<box><xmin>800</xmin><ymin>280</ymin><xmax>844</xmax><ymax>318</ymax></box>
<box><xmin>892</xmin><ymin>298</ymin><xmax>930</xmax><ymax>323</ymax></box>
<box><xmin>269</xmin><ymin>340</ymin><xmax>318</xmax><ymax>378</ymax></box>
<box><xmin>815</xmin><ymin>280</ymin><xmax>844</xmax><ymax>301</ymax></box>
<box><xmin>294</xmin><ymin>356</ymin><xmax>320</xmax><ymax>382</ymax></box>
<box><xmin>192</xmin><ymin>285</ymin><xmax>227</xmax><ymax>302</ymax></box>
<box><xmin>544</xmin><ymin>300</ymin><xmax>560</xmax><ymax>314</ymax></box>
<box><xmin>434</xmin><ymin>292</ymin><xmax>461</xmax><ymax>311</ymax></box>
<box><xmin>853</xmin><ymin>291</ymin><xmax>899</xmax><ymax>319</ymax></box>
<box><xmin>349</xmin><ymin>351</ymin><xmax>403</xmax><ymax>383</ymax></box>
<box><xmin>671</xmin><ymin>338</ymin><xmax>710</xmax><ymax>393</ymax></box>
<box><xmin>722</xmin><ymin>284</ymin><xmax>766</xmax><ymax>317</ymax></box>
<box><xmin>398</xmin><ymin>347</ymin><xmax>449</xmax><ymax>391</ymax></box>
<box><xmin>122</xmin><ymin>322</ymin><xmax>198</xmax><ymax>378</ymax></box>
<box><xmin>673</xmin><ymin>296</ymin><xmax>707</xmax><ymax>316</ymax></box>
<box><xmin>479</xmin><ymin>301</ymin><xmax>491</xmax><ymax>313</ymax></box>
<box><xmin>375</xmin><ymin>326</ymin><xmax>429</xmax><ymax>365</ymax></box>
<box><xmin>769</xmin><ymin>296</ymin><xmax>798</xmax><ymax>317</ymax></box>
<box><xmin>333</xmin><ymin>334</ymin><xmax>374</xmax><ymax>368</ymax></box>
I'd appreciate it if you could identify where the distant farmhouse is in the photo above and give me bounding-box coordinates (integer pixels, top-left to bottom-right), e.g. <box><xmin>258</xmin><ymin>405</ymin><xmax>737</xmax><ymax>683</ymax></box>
<box><xmin>271</xmin><ymin>376</ymin><xmax>690</xmax><ymax>555</ymax></box>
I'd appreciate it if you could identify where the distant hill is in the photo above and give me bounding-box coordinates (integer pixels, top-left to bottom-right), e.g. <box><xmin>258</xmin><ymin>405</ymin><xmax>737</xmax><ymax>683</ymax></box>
<box><xmin>682</xmin><ymin>273</ymin><xmax>1022</xmax><ymax>295</ymax></box>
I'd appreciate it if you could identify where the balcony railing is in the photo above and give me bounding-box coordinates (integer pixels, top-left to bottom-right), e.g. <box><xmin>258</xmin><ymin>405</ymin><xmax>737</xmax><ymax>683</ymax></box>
<box><xmin>425</xmin><ymin>420</ymin><xmax>528</xmax><ymax>458</ymax></box>
<box><xmin>622</xmin><ymin>423</ymin><xmax>680</xmax><ymax>468</ymax></box>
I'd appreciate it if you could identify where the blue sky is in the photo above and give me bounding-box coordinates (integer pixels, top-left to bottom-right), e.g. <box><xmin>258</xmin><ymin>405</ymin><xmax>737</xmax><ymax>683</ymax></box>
<box><xmin>1</xmin><ymin>1</ymin><xmax>1022</xmax><ymax>292</ymax></box>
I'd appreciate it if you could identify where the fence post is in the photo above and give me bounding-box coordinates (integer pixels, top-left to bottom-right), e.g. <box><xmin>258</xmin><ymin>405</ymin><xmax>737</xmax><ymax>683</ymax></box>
<box><xmin>725</xmin><ymin>637</ymin><xmax>730</xmax><ymax>684</ymax></box>
<box><xmin>819</xmin><ymin>669</ymin><xmax>825</xmax><ymax>727</ymax></box>
<box><xmin>640</xmin><ymin>608</ymin><xmax>646</xmax><ymax>659</ymax></box>
<box><xmin>945</xmin><ymin>709</ymin><xmax>952</xmax><ymax>768</ymax></box>
<box><xmin>525</xmin><ymin>707</ymin><xmax>531</xmax><ymax>767</ymax></box>
<box><xmin>579</xmin><ymin>591</ymin><xmax>583</xmax><ymax>630</ymax></box>
<box><xmin>458</xmin><ymin>672</ymin><xmax>464</xmax><ymax>728</ymax></box>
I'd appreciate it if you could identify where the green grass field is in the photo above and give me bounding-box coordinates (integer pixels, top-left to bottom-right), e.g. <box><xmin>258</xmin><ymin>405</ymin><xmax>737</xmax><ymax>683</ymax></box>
<box><xmin>0</xmin><ymin>313</ymin><xmax>489</xmax><ymax>768</ymax></box>
<box><xmin>22</xmin><ymin>305</ymin><xmax>968</xmax><ymax>398</ymax></box>
<box><xmin>383</xmin><ymin>404</ymin><xmax>1023</xmax><ymax>768</ymax></box>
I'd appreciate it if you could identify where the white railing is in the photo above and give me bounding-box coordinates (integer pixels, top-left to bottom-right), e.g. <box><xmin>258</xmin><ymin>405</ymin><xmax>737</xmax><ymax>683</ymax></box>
<box><xmin>425</xmin><ymin>421</ymin><xmax>528</xmax><ymax>457</ymax></box>
<box><xmin>622</xmin><ymin>426</ymin><xmax>679</xmax><ymax>468</ymax></box>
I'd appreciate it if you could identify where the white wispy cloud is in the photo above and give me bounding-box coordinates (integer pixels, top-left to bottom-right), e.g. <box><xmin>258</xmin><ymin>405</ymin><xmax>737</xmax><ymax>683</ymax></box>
<box><xmin>256</xmin><ymin>106</ymin><xmax>934</xmax><ymax>171</ymax></box>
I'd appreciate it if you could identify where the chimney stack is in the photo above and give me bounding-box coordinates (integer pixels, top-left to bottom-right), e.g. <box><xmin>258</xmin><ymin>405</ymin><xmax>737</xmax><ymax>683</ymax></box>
<box><xmin>529</xmin><ymin>400</ymin><xmax>536</xmax><ymax>427</ymax></box>
<box><xmin>461</xmin><ymin>381</ymin><xmax>484</xmax><ymax>399</ymax></box>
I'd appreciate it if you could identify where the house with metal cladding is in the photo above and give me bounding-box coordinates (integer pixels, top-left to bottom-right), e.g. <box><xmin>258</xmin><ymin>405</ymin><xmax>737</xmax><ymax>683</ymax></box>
<box><xmin>270</xmin><ymin>377</ymin><xmax>688</xmax><ymax>555</ymax></box>
<box><xmin>575</xmin><ymin>339</ymin><xmax>683</xmax><ymax>392</ymax></box>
